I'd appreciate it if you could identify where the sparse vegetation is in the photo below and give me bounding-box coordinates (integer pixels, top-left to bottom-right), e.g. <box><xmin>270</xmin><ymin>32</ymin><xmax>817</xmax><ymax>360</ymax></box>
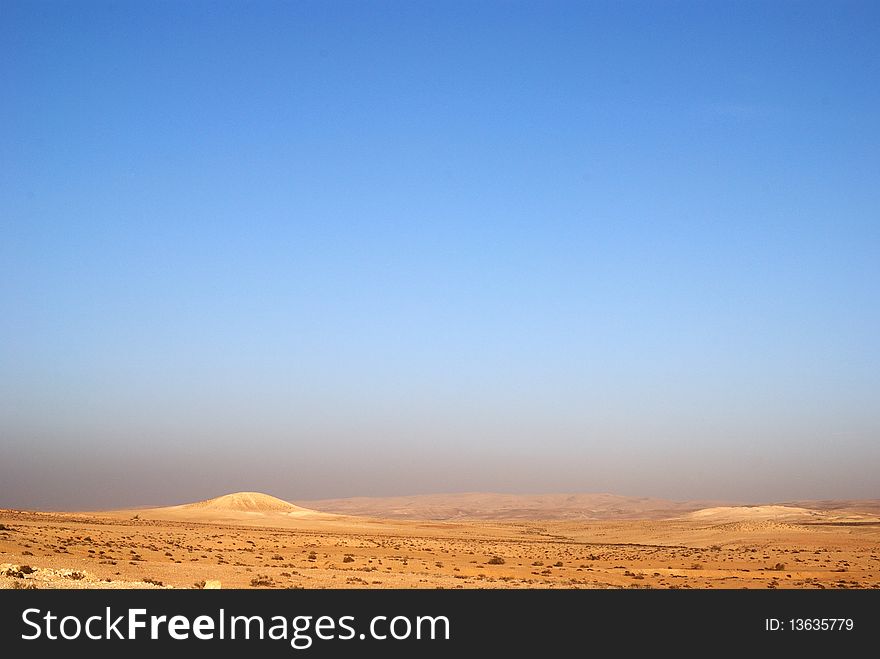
<box><xmin>4</xmin><ymin>565</ymin><xmax>37</xmax><ymax>578</ymax></box>
<box><xmin>250</xmin><ymin>575</ymin><xmax>275</xmax><ymax>587</ymax></box>
<box><xmin>1</xmin><ymin>498</ymin><xmax>877</xmax><ymax>590</ymax></box>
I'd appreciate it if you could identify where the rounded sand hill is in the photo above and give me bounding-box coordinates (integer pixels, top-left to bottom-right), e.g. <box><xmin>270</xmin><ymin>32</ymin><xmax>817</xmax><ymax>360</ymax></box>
<box><xmin>135</xmin><ymin>491</ymin><xmax>335</xmax><ymax>525</ymax></box>
<box><xmin>183</xmin><ymin>492</ymin><xmax>307</xmax><ymax>514</ymax></box>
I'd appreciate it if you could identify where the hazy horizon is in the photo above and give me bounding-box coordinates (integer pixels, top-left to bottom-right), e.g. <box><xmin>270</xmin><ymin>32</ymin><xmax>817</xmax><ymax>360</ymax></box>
<box><xmin>2</xmin><ymin>1</ymin><xmax>878</xmax><ymax>510</ymax></box>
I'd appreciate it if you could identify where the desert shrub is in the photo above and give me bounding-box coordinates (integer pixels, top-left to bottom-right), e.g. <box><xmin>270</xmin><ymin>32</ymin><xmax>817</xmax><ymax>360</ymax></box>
<box><xmin>250</xmin><ymin>575</ymin><xmax>275</xmax><ymax>587</ymax></box>
<box><xmin>11</xmin><ymin>581</ymin><xmax>38</xmax><ymax>590</ymax></box>
<box><xmin>774</xmin><ymin>563</ymin><xmax>786</xmax><ymax>571</ymax></box>
<box><xmin>193</xmin><ymin>580</ymin><xmax>206</xmax><ymax>589</ymax></box>
<box><xmin>65</xmin><ymin>571</ymin><xmax>85</xmax><ymax>580</ymax></box>
<box><xmin>553</xmin><ymin>561</ymin><xmax>563</xmax><ymax>567</ymax></box>
<box><xmin>143</xmin><ymin>577</ymin><xmax>163</xmax><ymax>586</ymax></box>
<box><xmin>343</xmin><ymin>555</ymin><xmax>355</xmax><ymax>563</ymax></box>
<box><xmin>487</xmin><ymin>556</ymin><xmax>505</xmax><ymax>565</ymax></box>
<box><xmin>3</xmin><ymin>565</ymin><xmax>38</xmax><ymax>578</ymax></box>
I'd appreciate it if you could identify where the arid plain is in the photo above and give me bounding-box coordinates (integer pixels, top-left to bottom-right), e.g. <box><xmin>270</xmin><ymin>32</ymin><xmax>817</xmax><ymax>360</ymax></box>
<box><xmin>2</xmin><ymin>492</ymin><xmax>879</xmax><ymax>589</ymax></box>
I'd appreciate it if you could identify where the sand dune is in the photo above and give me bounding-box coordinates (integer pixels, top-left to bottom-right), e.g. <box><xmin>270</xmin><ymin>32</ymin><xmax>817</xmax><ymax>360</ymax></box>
<box><xmin>131</xmin><ymin>491</ymin><xmax>336</xmax><ymax>524</ymax></box>
<box><xmin>177</xmin><ymin>492</ymin><xmax>308</xmax><ymax>514</ymax></box>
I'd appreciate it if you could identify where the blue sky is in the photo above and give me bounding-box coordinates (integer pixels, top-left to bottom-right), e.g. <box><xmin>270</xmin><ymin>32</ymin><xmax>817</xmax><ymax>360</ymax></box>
<box><xmin>2</xmin><ymin>1</ymin><xmax>878</xmax><ymax>508</ymax></box>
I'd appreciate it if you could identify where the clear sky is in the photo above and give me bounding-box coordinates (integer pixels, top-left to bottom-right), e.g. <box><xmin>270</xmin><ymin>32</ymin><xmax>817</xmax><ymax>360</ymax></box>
<box><xmin>2</xmin><ymin>1</ymin><xmax>878</xmax><ymax>509</ymax></box>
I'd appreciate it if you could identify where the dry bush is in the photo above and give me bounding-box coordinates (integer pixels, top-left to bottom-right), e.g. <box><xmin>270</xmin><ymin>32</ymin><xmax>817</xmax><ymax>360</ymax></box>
<box><xmin>250</xmin><ymin>575</ymin><xmax>275</xmax><ymax>587</ymax></box>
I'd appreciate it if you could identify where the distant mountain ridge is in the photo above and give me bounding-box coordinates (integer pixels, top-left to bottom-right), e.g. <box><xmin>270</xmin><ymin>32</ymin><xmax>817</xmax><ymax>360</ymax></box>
<box><xmin>299</xmin><ymin>492</ymin><xmax>729</xmax><ymax>521</ymax></box>
<box><xmin>109</xmin><ymin>491</ymin><xmax>880</xmax><ymax>523</ymax></box>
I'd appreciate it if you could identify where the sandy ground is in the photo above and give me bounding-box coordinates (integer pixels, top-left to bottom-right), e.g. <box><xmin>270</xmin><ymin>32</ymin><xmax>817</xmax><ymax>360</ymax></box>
<box><xmin>2</xmin><ymin>494</ymin><xmax>879</xmax><ymax>589</ymax></box>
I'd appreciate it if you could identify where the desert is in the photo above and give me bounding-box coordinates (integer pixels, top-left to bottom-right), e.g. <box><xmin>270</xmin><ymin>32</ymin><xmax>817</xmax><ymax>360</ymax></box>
<box><xmin>2</xmin><ymin>492</ymin><xmax>878</xmax><ymax>590</ymax></box>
